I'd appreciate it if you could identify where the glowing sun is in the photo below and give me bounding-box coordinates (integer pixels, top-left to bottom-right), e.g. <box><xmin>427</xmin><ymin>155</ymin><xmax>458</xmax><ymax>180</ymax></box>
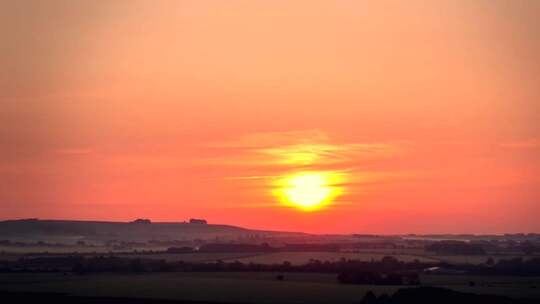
<box><xmin>273</xmin><ymin>171</ymin><xmax>344</xmax><ymax>211</ymax></box>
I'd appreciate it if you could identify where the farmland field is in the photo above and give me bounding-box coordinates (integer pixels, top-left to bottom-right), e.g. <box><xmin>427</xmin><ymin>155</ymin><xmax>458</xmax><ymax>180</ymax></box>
<box><xmin>434</xmin><ymin>255</ymin><xmax>535</xmax><ymax>265</ymax></box>
<box><xmin>123</xmin><ymin>251</ymin><xmax>536</xmax><ymax>266</ymax></box>
<box><xmin>120</xmin><ymin>252</ymin><xmax>268</xmax><ymax>262</ymax></box>
<box><xmin>0</xmin><ymin>272</ymin><xmax>395</xmax><ymax>304</ymax></box>
<box><xmin>421</xmin><ymin>274</ymin><xmax>540</xmax><ymax>299</ymax></box>
<box><xmin>114</xmin><ymin>251</ymin><xmax>439</xmax><ymax>264</ymax></box>
<box><xmin>220</xmin><ymin>251</ymin><xmax>439</xmax><ymax>264</ymax></box>
<box><xmin>0</xmin><ymin>245</ymin><xmax>116</xmax><ymax>254</ymax></box>
<box><xmin>3</xmin><ymin>247</ymin><xmax>535</xmax><ymax>267</ymax></box>
<box><xmin>0</xmin><ymin>272</ymin><xmax>539</xmax><ymax>303</ymax></box>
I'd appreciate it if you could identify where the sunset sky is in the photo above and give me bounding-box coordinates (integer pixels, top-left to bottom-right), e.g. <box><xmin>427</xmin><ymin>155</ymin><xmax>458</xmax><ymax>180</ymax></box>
<box><xmin>1</xmin><ymin>0</ymin><xmax>539</xmax><ymax>234</ymax></box>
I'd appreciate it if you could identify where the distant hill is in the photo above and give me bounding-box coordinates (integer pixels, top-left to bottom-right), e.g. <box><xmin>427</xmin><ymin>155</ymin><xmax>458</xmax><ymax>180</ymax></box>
<box><xmin>0</xmin><ymin>219</ymin><xmax>305</xmax><ymax>242</ymax></box>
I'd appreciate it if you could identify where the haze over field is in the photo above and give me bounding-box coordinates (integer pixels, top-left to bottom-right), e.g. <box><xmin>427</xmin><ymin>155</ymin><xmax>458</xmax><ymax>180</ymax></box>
<box><xmin>1</xmin><ymin>0</ymin><xmax>539</xmax><ymax>234</ymax></box>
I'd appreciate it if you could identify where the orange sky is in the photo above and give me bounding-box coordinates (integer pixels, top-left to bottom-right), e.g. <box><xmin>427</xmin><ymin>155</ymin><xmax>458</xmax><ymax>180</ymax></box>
<box><xmin>1</xmin><ymin>0</ymin><xmax>539</xmax><ymax>234</ymax></box>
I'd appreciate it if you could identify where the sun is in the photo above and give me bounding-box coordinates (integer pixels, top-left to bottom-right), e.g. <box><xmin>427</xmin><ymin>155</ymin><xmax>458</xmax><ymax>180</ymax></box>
<box><xmin>273</xmin><ymin>171</ymin><xmax>344</xmax><ymax>211</ymax></box>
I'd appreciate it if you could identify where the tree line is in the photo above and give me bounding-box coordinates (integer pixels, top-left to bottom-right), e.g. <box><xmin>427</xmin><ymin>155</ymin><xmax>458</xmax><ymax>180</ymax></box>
<box><xmin>2</xmin><ymin>255</ymin><xmax>540</xmax><ymax>278</ymax></box>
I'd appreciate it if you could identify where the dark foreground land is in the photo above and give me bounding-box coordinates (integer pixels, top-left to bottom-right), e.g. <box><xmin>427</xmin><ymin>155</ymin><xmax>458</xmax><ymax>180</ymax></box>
<box><xmin>1</xmin><ymin>271</ymin><xmax>539</xmax><ymax>304</ymax></box>
<box><xmin>0</xmin><ymin>287</ymin><xmax>534</xmax><ymax>304</ymax></box>
<box><xmin>1</xmin><ymin>292</ymin><xmax>202</xmax><ymax>304</ymax></box>
<box><xmin>1</xmin><ymin>219</ymin><xmax>539</xmax><ymax>303</ymax></box>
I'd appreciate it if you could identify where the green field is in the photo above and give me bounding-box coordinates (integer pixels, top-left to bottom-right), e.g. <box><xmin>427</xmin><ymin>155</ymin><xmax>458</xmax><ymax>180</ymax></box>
<box><xmin>0</xmin><ymin>245</ymin><xmax>115</xmax><ymax>254</ymax></box>
<box><xmin>119</xmin><ymin>251</ymin><xmax>439</xmax><ymax>264</ymax></box>
<box><xmin>434</xmin><ymin>255</ymin><xmax>534</xmax><ymax>265</ymax></box>
<box><xmin>222</xmin><ymin>251</ymin><xmax>439</xmax><ymax>264</ymax></box>
<box><xmin>0</xmin><ymin>272</ymin><xmax>394</xmax><ymax>304</ymax></box>
<box><xmin>122</xmin><ymin>252</ymin><xmax>268</xmax><ymax>262</ymax></box>
<box><xmin>0</xmin><ymin>272</ymin><xmax>539</xmax><ymax>303</ymax></box>
<box><xmin>3</xmin><ymin>247</ymin><xmax>534</xmax><ymax>268</ymax></box>
<box><xmin>421</xmin><ymin>274</ymin><xmax>540</xmax><ymax>300</ymax></box>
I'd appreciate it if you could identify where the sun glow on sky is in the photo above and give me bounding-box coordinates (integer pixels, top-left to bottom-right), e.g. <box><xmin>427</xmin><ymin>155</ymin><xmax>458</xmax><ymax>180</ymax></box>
<box><xmin>1</xmin><ymin>0</ymin><xmax>539</xmax><ymax>233</ymax></box>
<box><xmin>273</xmin><ymin>171</ymin><xmax>345</xmax><ymax>212</ymax></box>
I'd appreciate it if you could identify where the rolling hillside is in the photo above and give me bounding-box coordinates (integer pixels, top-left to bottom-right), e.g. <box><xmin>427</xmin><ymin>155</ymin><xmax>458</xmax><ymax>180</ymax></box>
<box><xmin>0</xmin><ymin>219</ymin><xmax>304</xmax><ymax>242</ymax></box>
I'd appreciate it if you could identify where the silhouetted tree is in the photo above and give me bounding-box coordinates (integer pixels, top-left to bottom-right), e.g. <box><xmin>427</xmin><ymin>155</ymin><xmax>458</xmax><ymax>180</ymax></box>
<box><xmin>361</xmin><ymin>291</ymin><xmax>377</xmax><ymax>304</ymax></box>
<box><xmin>130</xmin><ymin>259</ymin><xmax>144</xmax><ymax>272</ymax></box>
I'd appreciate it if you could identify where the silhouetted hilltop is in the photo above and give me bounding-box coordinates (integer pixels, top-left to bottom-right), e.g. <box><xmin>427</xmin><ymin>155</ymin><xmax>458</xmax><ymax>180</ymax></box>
<box><xmin>0</xmin><ymin>219</ymin><xmax>304</xmax><ymax>242</ymax></box>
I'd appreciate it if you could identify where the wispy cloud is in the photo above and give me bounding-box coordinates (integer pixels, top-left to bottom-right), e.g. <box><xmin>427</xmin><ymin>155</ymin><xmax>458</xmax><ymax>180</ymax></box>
<box><xmin>209</xmin><ymin>130</ymin><xmax>330</xmax><ymax>149</ymax></box>
<box><xmin>202</xmin><ymin>130</ymin><xmax>410</xmax><ymax>186</ymax></box>
<box><xmin>257</xmin><ymin>142</ymin><xmax>401</xmax><ymax>166</ymax></box>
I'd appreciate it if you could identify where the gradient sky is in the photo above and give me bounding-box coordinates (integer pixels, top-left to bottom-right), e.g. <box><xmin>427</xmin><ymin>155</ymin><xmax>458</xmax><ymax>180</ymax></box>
<box><xmin>1</xmin><ymin>0</ymin><xmax>539</xmax><ymax>234</ymax></box>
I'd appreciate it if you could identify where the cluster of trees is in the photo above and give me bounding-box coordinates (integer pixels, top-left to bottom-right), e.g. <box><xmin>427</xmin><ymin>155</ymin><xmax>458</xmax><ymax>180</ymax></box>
<box><xmin>130</xmin><ymin>219</ymin><xmax>152</xmax><ymax>224</ymax></box>
<box><xmin>0</xmin><ymin>255</ymin><xmax>432</xmax><ymax>274</ymax></box>
<box><xmin>2</xmin><ymin>254</ymin><xmax>540</xmax><ymax>277</ymax></box>
<box><xmin>282</xmin><ymin>243</ymin><xmax>340</xmax><ymax>252</ymax></box>
<box><xmin>338</xmin><ymin>271</ymin><xmax>420</xmax><ymax>285</ymax></box>
<box><xmin>519</xmin><ymin>241</ymin><xmax>540</xmax><ymax>255</ymax></box>
<box><xmin>166</xmin><ymin>247</ymin><xmax>194</xmax><ymax>253</ymax></box>
<box><xmin>359</xmin><ymin>287</ymin><xmax>522</xmax><ymax>304</ymax></box>
<box><xmin>425</xmin><ymin>241</ymin><xmax>486</xmax><ymax>255</ymax></box>
<box><xmin>176</xmin><ymin>242</ymin><xmax>342</xmax><ymax>253</ymax></box>
<box><xmin>0</xmin><ymin>240</ymin><xmax>71</xmax><ymax>247</ymax></box>
<box><xmin>173</xmin><ymin>239</ymin><xmax>540</xmax><ymax>254</ymax></box>
<box><xmin>459</xmin><ymin>257</ymin><xmax>540</xmax><ymax>276</ymax></box>
<box><xmin>0</xmin><ymin>256</ymin><xmax>165</xmax><ymax>273</ymax></box>
<box><xmin>198</xmin><ymin>243</ymin><xmax>275</xmax><ymax>252</ymax></box>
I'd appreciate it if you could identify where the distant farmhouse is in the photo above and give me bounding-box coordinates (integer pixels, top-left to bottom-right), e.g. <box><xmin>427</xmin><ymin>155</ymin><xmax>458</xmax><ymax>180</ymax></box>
<box><xmin>189</xmin><ymin>218</ymin><xmax>207</xmax><ymax>224</ymax></box>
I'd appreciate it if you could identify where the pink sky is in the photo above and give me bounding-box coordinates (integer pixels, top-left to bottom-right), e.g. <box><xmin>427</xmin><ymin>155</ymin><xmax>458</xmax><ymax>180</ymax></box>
<box><xmin>1</xmin><ymin>1</ymin><xmax>539</xmax><ymax>234</ymax></box>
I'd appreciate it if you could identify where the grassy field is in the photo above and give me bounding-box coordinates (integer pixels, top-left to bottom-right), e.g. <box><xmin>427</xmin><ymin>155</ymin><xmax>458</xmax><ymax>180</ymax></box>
<box><xmin>0</xmin><ymin>272</ymin><xmax>539</xmax><ymax>303</ymax></box>
<box><xmin>421</xmin><ymin>274</ymin><xmax>540</xmax><ymax>300</ymax></box>
<box><xmin>0</xmin><ymin>272</ymin><xmax>394</xmax><ymax>304</ymax></box>
<box><xmin>0</xmin><ymin>245</ymin><xmax>116</xmax><ymax>254</ymax></box>
<box><xmin>120</xmin><ymin>252</ymin><xmax>268</xmax><ymax>263</ymax></box>
<box><xmin>433</xmin><ymin>255</ymin><xmax>534</xmax><ymax>265</ymax></box>
<box><xmin>115</xmin><ymin>251</ymin><xmax>440</xmax><ymax>264</ymax></box>
<box><xmin>220</xmin><ymin>251</ymin><xmax>440</xmax><ymax>264</ymax></box>
<box><xmin>117</xmin><ymin>251</ymin><xmax>538</xmax><ymax>266</ymax></box>
<box><xmin>3</xmin><ymin>247</ymin><xmax>534</xmax><ymax>268</ymax></box>
<box><xmin>0</xmin><ymin>251</ymin><xmax>267</xmax><ymax>264</ymax></box>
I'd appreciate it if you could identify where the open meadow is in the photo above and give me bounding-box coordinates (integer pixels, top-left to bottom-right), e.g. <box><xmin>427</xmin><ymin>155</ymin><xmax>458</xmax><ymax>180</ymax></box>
<box><xmin>1</xmin><ymin>272</ymin><xmax>539</xmax><ymax>303</ymax></box>
<box><xmin>0</xmin><ymin>272</ymin><xmax>394</xmax><ymax>304</ymax></box>
<box><xmin>220</xmin><ymin>251</ymin><xmax>438</xmax><ymax>264</ymax></box>
<box><xmin>122</xmin><ymin>251</ymin><xmax>535</xmax><ymax>266</ymax></box>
